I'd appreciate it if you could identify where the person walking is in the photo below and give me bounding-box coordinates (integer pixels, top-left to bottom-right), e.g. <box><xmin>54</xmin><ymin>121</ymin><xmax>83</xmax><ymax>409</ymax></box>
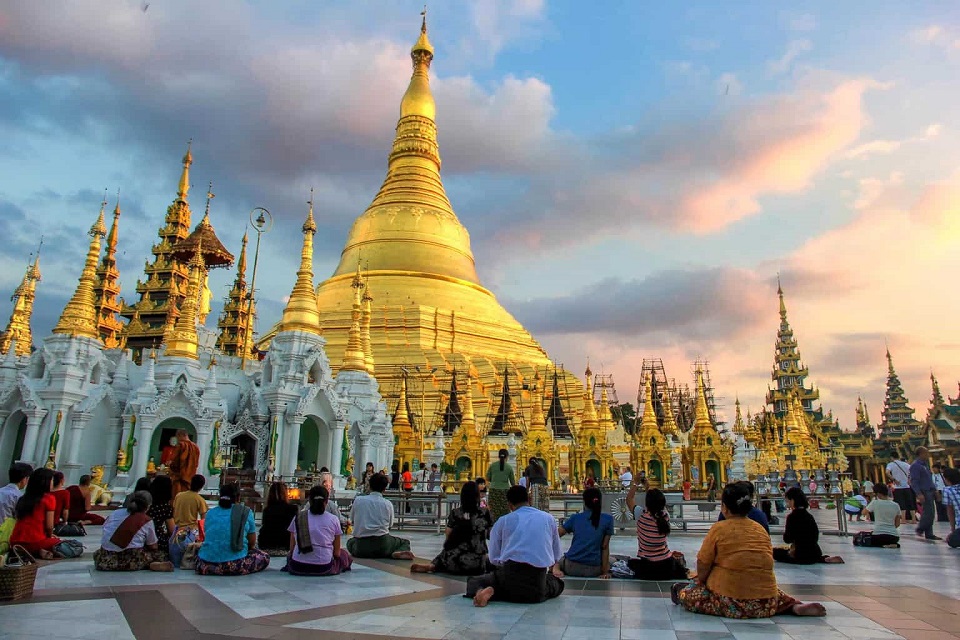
<box><xmin>485</xmin><ymin>449</ymin><xmax>515</xmax><ymax>523</ymax></box>
<box><xmin>885</xmin><ymin>451</ymin><xmax>915</xmax><ymax>523</ymax></box>
<box><xmin>909</xmin><ymin>447</ymin><xmax>940</xmax><ymax>540</ymax></box>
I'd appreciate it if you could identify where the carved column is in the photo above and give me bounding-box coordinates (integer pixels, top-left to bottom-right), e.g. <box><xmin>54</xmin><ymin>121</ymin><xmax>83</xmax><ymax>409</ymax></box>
<box><xmin>63</xmin><ymin>412</ymin><xmax>92</xmax><ymax>483</ymax></box>
<box><xmin>330</xmin><ymin>420</ymin><xmax>345</xmax><ymax>479</ymax></box>
<box><xmin>102</xmin><ymin>417</ymin><xmax>123</xmax><ymax>483</ymax></box>
<box><xmin>19</xmin><ymin>410</ymin><xmax>46</xmax><ymax>466</ymax></box>
<box><xmin>358</xmin><ymin>435</ymin><xmax>372</xmax><ymax>473</ymax></box>
<box><xmin>133</xmin><ymin>418</ymin><xmax>156</xmax><ymax>479</ymax></box>
<box><xmin>282</xmin><ymin>414</ymin><xmax>302</xmax><ymax>477</ymax></box>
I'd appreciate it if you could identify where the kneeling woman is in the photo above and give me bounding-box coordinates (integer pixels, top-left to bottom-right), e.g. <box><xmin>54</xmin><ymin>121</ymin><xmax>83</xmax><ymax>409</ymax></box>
<box><xmin>94</xmin><ymin>491</ymin><xmax>173</xmax><ymax>572</ymax></box>
<box><xmin>287</xmin><ymin>485</ymin><xmax>353</xmax><ymax>576</ymax></box>
<box><xmin>196</xmin><ymin>483</ymin><xmax>270</xmax><ymax>576</ymax></box>
<box><xmin>558</xmin><ymin>487</ymin><xmax>614</xmax><ymax>578</ymax></box>
<box><xmin>629</xmin><ymin>488</ymin><xmax>688</xmax><ymax>580</ymax></box>
<box><xmin>411</xmin><ymin>481</ymin><xmax>493</xmax><ymax>575</ymax></box>
<box><xmin>774</xmin><ymin>487</ymin><xmax>844</xmax><ymax>564</ymax></box>
<box><xmin>673</xmin><ymin>482</ymin><xmax>827</xmax><ymax>619</ymax></box>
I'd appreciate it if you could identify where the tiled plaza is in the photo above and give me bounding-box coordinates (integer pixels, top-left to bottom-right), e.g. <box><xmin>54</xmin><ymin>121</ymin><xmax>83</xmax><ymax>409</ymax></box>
<box><xmin>1</xmin><ymin>510</ymin><xmax>958</xmax><ymax>640</ymax></box>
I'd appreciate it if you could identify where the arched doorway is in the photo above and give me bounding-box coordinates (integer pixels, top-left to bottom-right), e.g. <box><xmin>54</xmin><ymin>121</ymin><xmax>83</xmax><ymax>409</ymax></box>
<box><xmin>705</xmin><ymin>459</ymin><xmax>721</xmax><ymax>486</ymax></box>
<box><xmin>150</xmin><ymin>417</ymin><xmax>197</xmax><ymax>467</ymax></box>
<box><xmin>0</xmin><ymin>411</ymin><xmax>27</xmax><ymax>470</ymax></box>
<box><xmin>230</xmin><ymin>433</ymin><xmax>257</xmax><ymax>470</ymax></box>
<box><xmin>455</xmin><ymin>455</ymin><xmax>472</xmax><ymax>480</ymax></box>
<box><xmin>648</xmin><ymin>459</ymin><xmax>663</xmax><ymax>482</ymax></box>
<box><xmin>298</xmin><ymin>416</ymin><xmax>324</xmax><ymax>472</ymax></box>
<box><xmin>585</xmin><ymin>458</ymin><xmax>602</xmax><ymax>481</ymax></box>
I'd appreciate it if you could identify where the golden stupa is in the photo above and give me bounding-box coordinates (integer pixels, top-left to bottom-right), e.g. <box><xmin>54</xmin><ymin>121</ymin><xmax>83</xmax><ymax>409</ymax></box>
<box><xmin>262</xmin><ymin>16</ymin><xmax>587</xmax><ymax>469</ymax></box>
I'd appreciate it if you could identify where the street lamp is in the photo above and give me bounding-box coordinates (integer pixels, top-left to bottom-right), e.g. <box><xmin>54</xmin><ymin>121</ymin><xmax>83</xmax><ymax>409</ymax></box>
<box><xmin>240</xmin><ymin>207</ymin><xmax>273</xmax><ymax>370</ymax></box>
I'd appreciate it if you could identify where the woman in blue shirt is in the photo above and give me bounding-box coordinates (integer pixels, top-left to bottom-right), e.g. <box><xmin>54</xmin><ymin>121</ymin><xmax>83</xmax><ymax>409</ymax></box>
<box><xmin>558</xmin><ymin>487</ymin><xmax>613</xmax><ymax>578</ymax></box>
<box><xmin>196</xmin><ymin>483</ymin><xmax>270</xmax><ymax>576</ymax></box>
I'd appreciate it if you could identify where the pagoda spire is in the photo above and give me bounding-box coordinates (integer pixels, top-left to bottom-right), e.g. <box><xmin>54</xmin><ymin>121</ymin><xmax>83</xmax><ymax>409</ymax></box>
<box><xmin>361</xmin><ymin>274</ymin><xmax>374</xmax><ymax>375</ymax></box>
<box><xmin>392</xmin><ymin>370</ymin><xmax>415</xmax><ymax>434</ymax></box>
<box><xmin>638</xmin><ymin>375</ymin><xmax>659</xmax><ymax>438</ymax></box>
<box><xmin>440</xmin><ymin>370</ymin><xmax>463</xmax><ymax>435</ymax></box>
<box><xmin>766</xmin><ymin>277</ymin><xmax>819</xmax><ymax>418</ymax></box>
<box><xmin>215</xmin><ymin>232</ymin><xmax>255</xmax><ymax>359</ymax></box>
<box><xmin>53</xmin><ymin>202</ymin><xmax>107</xmax><ymax>340</ymax></box>
<box><xmin>581</xmin><ymin>362</ymin><xmax>599</xmax><ymax>427</ymax></box>
<box><xmin>177</xmin><ymin>139</ymin><xmax>193</xmax><ymax>201</ymax></box>
<box><xmin>660</xmin><ymin>384</ymin><xmax>678</xmax><ymax>436</ymax></box>
<box><xmin>692</xmin><ymin>368</ymin><xmax>713</xmax><ymax>433</ymax></box>
<box><xmin>0</xmin><ymin>243</ymin><xmax>42</xmax><ymax>356</ymax></box>
<box><xmin>879</xmin><ymin>348</ymin><xmax>922</xmax><ymax>434</ymax></box>
<box><xmin>528</xmin><ymin>370</ymin><xmax>547</xmax><ymax>432</ymax></box>
<box><xmin>489</xmin><ymin>366</ymin><xmax>524</xmax><ymax>435</ymax></box>
<box><xmin>278</xmin><ymin>196</ymin><xmax>321</xmax><ymax>335</ymax></box>
<box><xmin>461</xmin><ymin>369</ymin><xmax>476</xmax><ymax>431</ymax></box>
<box><xmin>164</xmin><ymin>244</ymin><xmax>204</xmax><ymax>359</ymax></box>
<box><xmin>733</xmin><ymin>397</ymin><xmax>746</xmax><ymax>435</ymax></box>
<box><xmin>93</xmin><ymin>191</ymin><xmax>125</xmax><ymax>348</ymax></box>
<box><xmin>340</xmin><ymin>261</ymin><xmax>367</xmax><ymax>372</ymax></box>
<box><xmin>930</xmin><ymin>372</ymin><xmax>945</xmax><ymax>408</ymax></box>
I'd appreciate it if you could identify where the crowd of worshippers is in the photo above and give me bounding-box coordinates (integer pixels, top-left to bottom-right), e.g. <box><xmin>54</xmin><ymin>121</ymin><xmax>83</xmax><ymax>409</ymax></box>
<box><xmin>2</xmin><ymin>445</ymin><xmax>959</xmax><ymax>621</ymax></box>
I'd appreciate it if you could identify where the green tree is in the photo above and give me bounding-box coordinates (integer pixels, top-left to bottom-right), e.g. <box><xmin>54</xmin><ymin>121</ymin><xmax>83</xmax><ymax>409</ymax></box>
<box><xmin>612</xmin><ymin>402</ymin><xmax>636</xmax><ymax>429</ymax></box>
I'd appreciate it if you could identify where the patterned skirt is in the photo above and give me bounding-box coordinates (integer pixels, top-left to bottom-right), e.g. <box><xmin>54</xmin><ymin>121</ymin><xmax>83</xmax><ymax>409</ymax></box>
<box><xmin>488</xmin><ymin>488</ymin><xmax>510</xmax><ymax>523</ymax></box>
<box><xmin>195</xmin><ymin>549</ymin><xmax>271</xmax><ymax>576</ymax></box>
<box><xmin>530</xmin><ymin>484</ymin><xmax>551</xmax><ymax>513</ymax></box>
<box><xmin>94</xmin><ymin>547</ymin><xmax>169</xmax><ymax>571</ymax></box>
<box><xmin>678</xmin><ymin>584</ymin><xmax>798</xmax><ymax>619</ymax></box>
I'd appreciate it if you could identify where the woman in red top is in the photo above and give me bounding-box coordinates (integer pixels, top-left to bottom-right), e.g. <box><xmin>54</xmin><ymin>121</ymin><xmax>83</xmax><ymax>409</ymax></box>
<box><xmin>401</xmin><ymin>462</ymin><xmax>414</xmax><ymax>491</ymax></box>
<box><xmin>51</xmin><ymin>471</ymin><xmax>70</xmax><ymax>525</ymax></box>
<box><xmin>11</xmin><ymin>468</ymin><xmax>63</xmax><ymax>559</ymax></box>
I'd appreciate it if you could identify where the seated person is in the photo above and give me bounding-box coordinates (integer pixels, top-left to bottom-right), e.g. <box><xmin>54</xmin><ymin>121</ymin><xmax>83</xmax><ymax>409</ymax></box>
<box><xmin>66</xmin><ymin>475</ymin><xmax>106</xmax><ymax>526</ymax></box>
<box><xmin>411</xmin><ymin>481</ymin><xmax>493</xmax><ymax>575</ymax></box>
<box><xmin>0</xmin><ymin>462</ymin><xmax>32</xmax><ymax>522</ymax></box>
<box><xmin>170</xmin><ymin>474</ymin><xmax>208</xmax><ymax>567</ymax></box>
<box><xmin>844</xmin><ymin>491</ymin><xmax>869</xmax><ymax>522</ymax></box>
<box><xmin>320</xmin><ymin>472</ymin><xmax>351</xmax><ymax>531</ymax></box>
<box><xmin>944</xmin><ymin>468</ymin><xmax>960</xmax><ymax>549</ymax></box>
<box><xmin>286</xmin><ymin>485</ymin><xmax>353</xmax><ymax>576</ymax></box>
<box><xmin>346</xmin><ymin>473</ymin><xmax>414</xmax><ymax>559</ymax></box>
<box><xmin>466</xmin><ymin>485</ymin><xmax>565</xmax><ymax>607</ymax></box>
<box><xmin>258</xmin><ymin>482</ymin><xmax>299</xmax><ymax>556</ymax></box>
<box><xmin>11</xmin><ymin>469</ymin><xmax>63</xmax><ymax>559</ymax></box>
<box><xmin>628</xmin><ymin>486</ymin><xmax>687</xmax><ymax>580</ymax></box>
<box><xmin>558</xmin><ymin>487</ymin><xmax>613</xmax><ymax>578</ymax></box>
<box><xmin>673</xmin><ymin>482</ymin><xmax>827</xmax><ymax>619</ymax></box>
<box><xmin>862</xmin><ymin>483</ymin><xmax>901</xmax><ymax>548</ymax></box>
<box><xmin>94</xmin><ymin>491</ymin><xmax>173</xmax><ymax>571</ymax></box>
<box><xmin>146</xmin><ymin>475</ymin><xmax>175</xmax><ymax>560</ymax></box>
<box><xmin>195</xmin><ymin>483</ymin><xmax>270</xmax><ymax>576</ymax></box>
<box><xmin>51</xmin><ymin>471</ymin><xmax>70</xmax><ymax>526</ymax></box>
<box><xmin>717</xmin><ymin>481</ymin><xmax>770</xmax><ymax>532</ymax></box>
<box><xmin>774</xmin><ymin>487</ymin><xmax>844</xmax><ymax>564</ymax></box>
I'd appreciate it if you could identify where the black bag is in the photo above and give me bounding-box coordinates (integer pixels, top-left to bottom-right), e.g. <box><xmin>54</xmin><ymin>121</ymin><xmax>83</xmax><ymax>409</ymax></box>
<box><xmin>53</xmin><ymin>522</ymin><xmax>87</xmax><ymax>537</ymax></box>
<box><xmin>852</xmin><ymin>531</ymin><xmax>872</xmax><ymax>547</ymax></box>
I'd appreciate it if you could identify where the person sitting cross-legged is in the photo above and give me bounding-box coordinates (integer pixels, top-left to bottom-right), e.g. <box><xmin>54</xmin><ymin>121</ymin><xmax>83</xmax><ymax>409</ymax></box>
<box><xmin>346</xmin><ymin>472</ymin><xmax>414</xmax><ymax>559</ymax></box>
<box><xmin>94</xmin><ymin>491</ymin><xmax>173</xmax><ymax>572</ymax></box>
<box><xmin>861</xmin><ymin>482</ymin><xmax>902</xmax><ymax>548</ymax></box>
<box><xmin>466</xmin><ymin>484</ymin><xmax>565</xmax><ymax>607</ymax></box>
<box><xmin>410</xmin><ymin>481</ymin><xmax>493</xmax><ymax>575</ymax></box>
<box><xmin>195</xmin><ymin>483</ymin><xmax>270</xmax><ymax>576</ymax></box>
<box><xmin>558</xmin><ymin>487</ymin><xmax>613</xmax><ymax>578</ymax></box>
<box><xmin>774</xmin><ymin>487</ymin><xmax>844</xmax><ymax>564</ymax></box>
<box><xmin>287</xmin><ymin>485</ymin><xmax>353</xmax><ymax>576</ymax></box>
<box><xmin>672</xmin><ymin>482</ymin><xmax>827</xmax><ymax>619</ymax></box>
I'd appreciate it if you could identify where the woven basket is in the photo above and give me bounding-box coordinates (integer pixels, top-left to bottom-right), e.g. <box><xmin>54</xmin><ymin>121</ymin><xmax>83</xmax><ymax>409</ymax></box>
<box><xmin>0</xmin><ymin>545</ymin><xmax>40</xmax><ymax>601</ymax></box>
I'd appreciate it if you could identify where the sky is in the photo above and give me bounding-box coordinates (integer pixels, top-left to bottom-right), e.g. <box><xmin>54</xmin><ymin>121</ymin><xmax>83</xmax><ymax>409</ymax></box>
<box><xmin>0</xmin><ymin>0</ymin><xmax>958</xmax><ymax>428</ymax></box>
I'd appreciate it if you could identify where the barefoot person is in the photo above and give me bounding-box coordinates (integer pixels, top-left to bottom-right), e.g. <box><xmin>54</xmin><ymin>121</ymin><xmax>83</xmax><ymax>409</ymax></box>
<box><xmin>410</xmin><ymin>481</ymin><xmax>493</xmax><ymax>575</ymax></box>
<box><xmin>466</xmin><ymin>485</ymin><xmax>564</xmax><ymax>607</ymax></box>
<box><xmin>672</xmin><ymin>482</ymin><xmax>827</xmax><ymax>619</ymax></box>
<box><xmin>346</xmin><ymin>473</ymin><xmax>414</xmax><ymax>560</ymax></box>
<box><xmin>774</xmin><ymin>487</ymin><xmax>844</xmax><ymax>564</ymax></box>
<box><xmin>168</xmin><ymin>430</ymin><xmax>200</xmax><ymax>497</ymax></box>
<box><xmin>93</xmin><ymin>491</ymin><xmax>173</xmax><ymax>572</ymax></box>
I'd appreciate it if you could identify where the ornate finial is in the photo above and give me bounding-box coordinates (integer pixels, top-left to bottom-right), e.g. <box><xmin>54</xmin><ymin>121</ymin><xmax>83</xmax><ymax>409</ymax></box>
<box><xmin>178</xmin><ymin>139</ymin><xmax>193</xmax><ymax>200</ymax></box>
<box><xmin>421</xmin><ymin>5</ymin><xmax>427</xmax><ymax>32</ymax></box>
<box><xmin>304</xmin><ymin>188</ymin><xmax>317</xmax><ymax>234</ymax></box>
<box><xmin>278</xmin><ymin>195</ymin><xmax>321</xmax><ymax>334</ymax></box>
<box><xmin>114</xmin><ymin>188</ymin><xmax>121</xmax><ymax>214</ymax></box>
<box><xmin>202</xmin><ymin>181</ymin><xmax>215</xmax><ymax>223</ymax></box>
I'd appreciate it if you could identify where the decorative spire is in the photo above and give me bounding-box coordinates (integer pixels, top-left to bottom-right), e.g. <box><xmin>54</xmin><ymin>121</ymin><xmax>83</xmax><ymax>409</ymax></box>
<box><xmin>278</xmin><ymin>195</ymin><xmax>321</xmax><ymax>334</ymax></box>
<box><xmin>164</xmin><ymin>244</ymin><xmax>205</xmax><ymax>359</ymax></box>
<box><xmin>461</xmin><ymin>369</ymin><xmax>477</xmax><ymax>433</ymax></box>
<box><xmin>340</xmin><ymin>261</ymin><xmax>367</xmax><ymax>372</ymax></box>
<box><xmin>879</xmin><ymin>347</ymin><xmax>921</xmax><ymax>433</ymax></box>
<box><xmin>392</xmin><ymin>370</ymin><xmax>414</xmax><ymax>432</ymax></box>
<box><xmin>692</xmin><ymin>368</ymin><xmax>713</xmax><ymax>433</ymax></box>
<box><xmin>660</xmin><ymin>385</ymin><xmax>678</xmax><ymax>436</ymax></box>
<box><xmin>177</xmin><ymin>139</ymin><xmax>193</xmax><ymax>201</ymax></box>
<box><xmin>580</xmin><ymin>362</ymin><xmax>598</xmax><ymax>427</ymax></box>
<box><xmin>638</xmin><ymin>374</ymin><xmax>659</xmax><ymax>437</ymax></box>
<box><xmin>930</xmin><ymin>371</ymin><xmax>945</xmax><ymax>408</ymax></box>
<box><xmin>733</xmin><ymin>397</ymin><xmax>746</xmax><ymax>435</ymax></box>
<box><xmin>401</xmin><ymin>7</ymin><xmax>435</xmax><ymax>120</ymax></box>
<box><xmin>528</xmin><ymin>369</ymin><xmax>547</xmax><ymax>432</ymax></box>
<box><xmin>215</xmin><ymin>232</ymin><xmax>255</xmax><ymax>359</ymax></box>
<box><xmin>94</xmin><ymin>190</ymin><xmax>125</xmax><ymax>348</ymax></box>
<box><xmin>777</xmin><ymin>273</ymin><xmax>787</xmax><ymax>323</ymax></box>
<box><xmin>53</xmin><ymin>203</ymin><xmax>107</xmax><ymax>340</ymax></box>
<box><xmin>361</xmin><ymin>272</ymin><xmax>374</xmax><ymax>375</ymax></box>
<box><xmin>0</xmin><ymin>242</ymin><xmax>43</xmax><ymax>356</ymax></box>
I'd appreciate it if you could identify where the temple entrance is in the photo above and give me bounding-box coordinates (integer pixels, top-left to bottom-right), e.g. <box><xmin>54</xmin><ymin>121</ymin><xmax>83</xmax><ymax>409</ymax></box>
<box><xmin>705</xmin><ymin>459</ymin><xmax>721</xmax><ymax>485</ymax></box>
<box><xmin>298</xmin><ymin>416</ymin><xmax>331</xmax><ymax>472</ymax></box>
<box><xmin>230</xmin><ymin>433</ymin><xmax>257</xmax><ymax>470</ymax></box>
<box><xmin>455</xmin><ymin>456</ymin><xmax>472</xmax><ymax>479</ymax></box>
<box><xmin>149</xmin><ymin>418</ymin><xmax>197</xmax><ymax>467</ymax></box>
<box><xmin>585</xmin><ymin>458</ymin><xmax>602</xmax><ymax>481</ymax></box>
<box><xmin>0</xmin><ymin>411</ymin><xmax>27</xmax><ymax>470</ymax></box>
<box><xmin>648</xmin><ymin>459</ymin><xmax>662</xmax><ymax>482</ymax></box>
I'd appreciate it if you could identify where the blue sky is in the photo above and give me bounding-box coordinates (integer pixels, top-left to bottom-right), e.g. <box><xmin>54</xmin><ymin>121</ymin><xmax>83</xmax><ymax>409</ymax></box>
<box><xmin>1</xmin><ymin>0</ymin><xmax>958</xmax><ymax>425</ymax></box>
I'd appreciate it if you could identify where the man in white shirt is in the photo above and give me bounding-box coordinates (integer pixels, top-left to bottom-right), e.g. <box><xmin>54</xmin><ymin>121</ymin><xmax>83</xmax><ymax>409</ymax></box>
<box><xmin>933</xmin><ymin>463</ymin><xmax>948</xmax><ymax>522</ymax></box>
<box><xmin>885</xmin><ymin>451</ymin><xmax>915</xmax><ymax>523</ymax></box>
<box><xmin>466</xmin><ymin>485</ymin><xmax>564</xmax><ymax>607</ymax></box>
<box><xmin>346</xmin><ymin>473</ymin><xmax>414</xmax><ymax>559</ymax></box>
<box><xmin>0</xmin><ymin>463</ymin><xmax>32</xmax><ymax>522</ymax></box>
<box><xmin>619</xmin><ymin>466</ymin><xmax>633</xmax><ymax>489</ymax></box>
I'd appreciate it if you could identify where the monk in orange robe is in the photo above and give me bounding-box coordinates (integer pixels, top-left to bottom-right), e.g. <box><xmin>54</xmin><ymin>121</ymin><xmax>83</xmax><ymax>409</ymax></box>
<box><xmin>169</xmin><ymin>429</ymin><xmax>200</xmax><ymax>497</ymax></box>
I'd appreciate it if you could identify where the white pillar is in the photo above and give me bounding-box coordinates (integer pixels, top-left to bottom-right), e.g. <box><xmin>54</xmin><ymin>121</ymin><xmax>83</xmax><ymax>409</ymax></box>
<box><xmin>283</xmin><ymin>416</ymin><xmax>301</xmax><ymax>476</ymax></box>
<box><xmin>133</xmin><ymin>423</ymin><xmax>154</xmax><ymax>479</ymax></box>
<box><xmin>330</xmin><ymin>422</ymin><xmax>345</xmax><ymax>477</ymax></box>
<box><xmin>19</xmin><ymin>411</ymin><xmax>46</xmax><ymax>466</ymax></box>
<box><xmin>103</xmin><ymin>417</ymin><xmax>123</xmax><ymax>484</ymax></box>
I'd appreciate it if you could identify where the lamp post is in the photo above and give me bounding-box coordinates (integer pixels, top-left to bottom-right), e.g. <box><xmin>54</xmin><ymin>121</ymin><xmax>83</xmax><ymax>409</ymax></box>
<box><xmin>240</xmin><ymin>207</ymin><xmax>273</xmax><ymax>370</ymax></box>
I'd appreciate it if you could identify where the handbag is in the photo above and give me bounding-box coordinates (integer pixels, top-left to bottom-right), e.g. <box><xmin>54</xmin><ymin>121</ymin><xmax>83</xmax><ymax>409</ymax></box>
<box><xmin>53</xmin><ymin>522</ymin><xmax>87</xmax><ymax>537</ymax></box>
<box><xmin>53</xmin><ymin>539</ymin><xmax>85</xmax><ymax>558</ymax></box>
<box><xmin>0</xmin><ymin>546</ymin><xmax>40</xmax><ymax>601</ymax></box>
<box><xmin>852</xmin><ymin>531</ymin><xmax>872</xmax><ymax>547</ymax></box>
<box><xmin>180</xmin><ymin>542</ymin><xmax>201</xmax><ymax>570</ymax></box>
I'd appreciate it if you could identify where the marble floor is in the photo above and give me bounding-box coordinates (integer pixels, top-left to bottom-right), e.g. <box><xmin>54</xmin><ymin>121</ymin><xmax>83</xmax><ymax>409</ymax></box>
<box><xmin>1</xmin><ymin>509</ymin><xmax>958</xmax><ymax>640</ymax></box>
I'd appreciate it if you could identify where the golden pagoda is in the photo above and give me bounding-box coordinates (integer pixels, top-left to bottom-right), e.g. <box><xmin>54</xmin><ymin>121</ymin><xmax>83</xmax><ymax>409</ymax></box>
<box><xmin>164</xmin><ymin>245</ymin><xmax>205</xmax><ymax>360</ymax></box>
<box><xmin>632</xmin><ymin>374</ymin><xmax>673</xmax><ymax>486</ymax></box>
<box><xmin>519</xmin><ymin>370</ymin><xmax>559</xmax><ymax>482</ymax></box>
<box><xmin>258</xmin><ymin>16</ymin><xmax>587</xmax><ymax>465</ymax></box>
<box><xmin>93</xmin><ymin>194</ymin><xmax>125</xmax><ymax>349</ymax></box>
<box><xmin>0</xmin><ymin>248</ymin><xmax>42</xmax><ymax>356</ymax></box>
<box><xmin>569</xmin><ymin>364</ymin><xmax>611</xmax><ymax>484</ymax></box>
<box><xmin>52</xmin><ymin>205</ymin><xmax>107</xmax><ymax>340</ymax></box>
<box><xmin>120</xmin><ymin>142</ymin><xmax>195</xmax><ymax>360</ymax></box>
<box><xmin>391</xmin><ymin>370</ymin><xmax>420</xmax><ymax>468</ymax></box>
<box><xmin>445</xmin><ymin>370</ymin><xmax>489</xmax><ymax>477</ymax></box>
<box><xmin>215</xmin><ymin>232</ymin><xmax>256</xmax><ymax>359</ymax></box>
<box><xmin>685</xmin><ymin>367</ymin><xmax>731</xmax><ymax>487</ymax></box>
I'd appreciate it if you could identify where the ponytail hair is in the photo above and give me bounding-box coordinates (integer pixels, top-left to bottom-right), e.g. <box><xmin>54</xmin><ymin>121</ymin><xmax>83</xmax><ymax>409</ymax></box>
<box><xmin>308</xmin><ymin>485</ymin><xmax>328</xmax><ymax>515</ymax></box>
<box><xmin>645</xmin><ymin>488</ymin><xmax>670</xmax><ymax>535</ymax></box>
<box><xmin>583</xmin><ymin>487</ymin><xmax>602</xmax><ymax>529</ymax></box>
<box><xmin>218</xmin><ymin>482</ymin><xmax>239</xmax><ymax>509</ymax></box>
<box><xmin>498</xmin><ymin>448</ymin><xmax>508</xmax><ymax>471</ymax></box>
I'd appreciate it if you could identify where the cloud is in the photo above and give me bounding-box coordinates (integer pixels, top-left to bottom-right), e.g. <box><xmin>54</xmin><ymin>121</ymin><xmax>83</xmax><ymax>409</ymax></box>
<box><xmin>844</xmin><ymin>122</ymin><xmax>941</xmax><ymax>159</ymax></box>
<box><xmin>910</xmin><ymin>24</ymin><xmax>960</xmax><ymax>54</ymax></box>
<box><xmin>463</xmin><ymin>0</ymin><xmax>547</xmax><ymax>61</ymax></box>
<box><xmin>768</xmin><ymin>39</ymin><xmax>812</xmax><ymax>74</ymax></box>
<box><xmin>783</xmin><ymin>12</ymin><xmax>817</xmax><ymax>32</ymax></box>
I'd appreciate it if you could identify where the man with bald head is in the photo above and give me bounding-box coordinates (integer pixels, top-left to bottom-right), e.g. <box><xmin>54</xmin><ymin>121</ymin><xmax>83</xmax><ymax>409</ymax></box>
<box><xmin>169</xmin><ymin>429</ymin><xmax>201</xmax><ymax>498</ymax></box>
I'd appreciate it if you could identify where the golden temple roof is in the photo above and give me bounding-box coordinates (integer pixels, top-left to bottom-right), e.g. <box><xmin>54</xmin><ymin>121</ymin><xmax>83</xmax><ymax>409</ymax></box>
<box><xmin>52</xmin><ymin>204</ymin><xmax>107</xmax><ymax>340</ymax></box>
<box><xmin>171</xmin><ymin>184</ymin><xmax>234</xmax><ymax>269</ymax></box>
